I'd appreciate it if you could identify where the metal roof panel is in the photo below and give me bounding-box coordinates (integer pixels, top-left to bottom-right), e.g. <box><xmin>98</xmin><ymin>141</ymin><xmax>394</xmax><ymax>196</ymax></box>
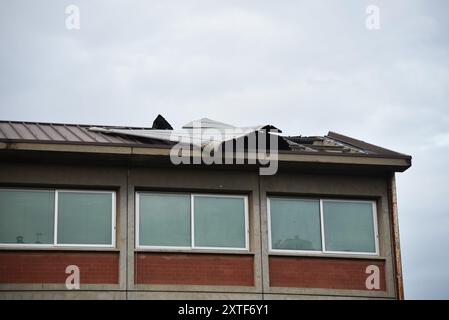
<box><xmin>0</xmin><ymin>120</ymin><xmax>412</xmax><ymax>161</ymax></box>
<box><xmin>0</xmin><ymin>123</ymin><xmax>21</xmax><ymax>139</ymax></box>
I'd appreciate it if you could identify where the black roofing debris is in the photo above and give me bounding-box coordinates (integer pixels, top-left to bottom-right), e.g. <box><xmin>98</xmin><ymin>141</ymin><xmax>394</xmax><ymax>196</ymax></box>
<box><xmin>152</xmin><ymin>114</ymin><xmax>173</xmax><ymax>130</ymax></box>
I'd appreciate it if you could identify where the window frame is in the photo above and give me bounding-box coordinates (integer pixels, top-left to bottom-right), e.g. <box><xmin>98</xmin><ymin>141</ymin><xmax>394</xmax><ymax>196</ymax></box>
<box><xmin>135</xmin><ymin>192</ymin><xmax>249</xmax><ymax>251</ymax></box>
<box><xmin>0</xmin><ymin>188</ymin><xmax>116</xmax><ymax>249</ymax></box>
<box><xmin>267</xmin><ymin>197</ymin><xmax>379</xmax><ymax>256</ymax></box>
<box><xmin>267</xmin><ymin>197</ymin><xmax>323</xmax><ymax>254</ymax></box>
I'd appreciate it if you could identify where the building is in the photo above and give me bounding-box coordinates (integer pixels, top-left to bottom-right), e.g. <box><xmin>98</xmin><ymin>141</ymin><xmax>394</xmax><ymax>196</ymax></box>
<box><xmin>0</xmin><ymin>116</ymin><xmax>411</xmax><ymax>299</ymax></box>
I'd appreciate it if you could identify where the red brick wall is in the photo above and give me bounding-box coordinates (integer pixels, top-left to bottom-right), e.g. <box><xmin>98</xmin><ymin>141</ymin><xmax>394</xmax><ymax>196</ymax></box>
<box><xmin>0</xmin><ymin>251</ymin><xmax>119</xmax><ymax>284</ymax></box>
<box><xmin>135</xmin><ymin>253</ymin><xmax>254</xmax><ymax>286</ymax></box>
<box><xmin>269</xmin><ymin>256</ymin><xmax>386</xmax><ymax>291</ymax></box>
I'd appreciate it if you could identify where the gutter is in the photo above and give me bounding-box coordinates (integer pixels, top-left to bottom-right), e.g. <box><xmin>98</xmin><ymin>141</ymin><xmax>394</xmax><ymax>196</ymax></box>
<box><xmin>0</xmin><ymin>141</ymin><xmax>411</xmax><ymax>171</ymax></box>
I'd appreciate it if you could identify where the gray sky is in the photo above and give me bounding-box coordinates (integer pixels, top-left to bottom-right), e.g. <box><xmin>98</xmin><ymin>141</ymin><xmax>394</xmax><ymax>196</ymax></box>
<box><xmin>1</xmin><ymin>0</ymin><xmax>448</xmax><ymax>299</ymax></box>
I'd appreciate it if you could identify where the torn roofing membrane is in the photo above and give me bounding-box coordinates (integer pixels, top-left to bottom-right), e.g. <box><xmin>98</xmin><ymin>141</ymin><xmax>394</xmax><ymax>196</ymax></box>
<box><xmin>89</xmin><ymin>118</ymin><xmax>281</xmax><ymax>148</ymax></box>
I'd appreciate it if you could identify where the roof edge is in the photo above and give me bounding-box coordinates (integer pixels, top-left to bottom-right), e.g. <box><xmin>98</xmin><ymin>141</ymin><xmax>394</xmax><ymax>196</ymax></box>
<box><xmin>0</xmin><ymin>141</ymin><xmax>412</xmax><ymax>172</ymax></box>
<box><xmin>327</xmin><ymin>131</ymin><xmax>412</xmax><ymax>160</ymax></box>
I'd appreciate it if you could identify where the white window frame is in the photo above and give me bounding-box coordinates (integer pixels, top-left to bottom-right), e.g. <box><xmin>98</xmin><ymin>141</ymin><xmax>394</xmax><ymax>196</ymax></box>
<box><xmin>267</xmin><ymin>197</ymin><xmax>379</xmax><ymax>256</ymax></box>
<box><xmin>0</xmin><ymin>188</ymin><xmax>116</xmax><ymax>249</ymax></box>
<box><xmin>135</xmin><ymin>192</ymin><xmax>192</xmax><ymax>251</ymax></box>
<box><xmin>267</xmin><ymin>197</ymin><xmax>323</xmax><ymax>255</ymax></box>
<box><xmin>136</xmin><ymin>192</ymin><xmax>249</xmax><ymax>251</ymax></box>
<box><xmin>54</xmin><ymin>190</ymin><xmax>116</xmax><ymax>248</ymax></box>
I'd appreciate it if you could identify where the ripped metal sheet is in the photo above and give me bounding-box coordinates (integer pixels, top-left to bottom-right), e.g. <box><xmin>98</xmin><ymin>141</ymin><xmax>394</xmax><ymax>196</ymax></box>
<box><xmin>89</xmin><ymin>118</ymin><xmax>280</xmax><ymax>148</ymax></box>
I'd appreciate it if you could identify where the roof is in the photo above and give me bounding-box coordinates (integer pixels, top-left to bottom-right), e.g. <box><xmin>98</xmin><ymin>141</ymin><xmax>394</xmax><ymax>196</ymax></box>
<box><xmin>0</xmin><ymin>119</ymin><xmax>411</xmax><ymax>161</ymax></box>
<box><xmin>0</xmin><ymin>120</ymin><xmax>167</xmax><ymax>147</ymax></box>
<box><xmin>89</xmin><ymin>117</ymin><xmax>282</xmax><ymax>148</ymax></box>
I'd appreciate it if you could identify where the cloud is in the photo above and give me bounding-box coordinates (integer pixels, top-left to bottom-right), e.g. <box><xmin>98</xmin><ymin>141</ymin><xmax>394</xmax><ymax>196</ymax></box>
<box><xmin>431</xmin><ymin>132</ymin><xmax>449</xmax><ymax>148</ymax></box>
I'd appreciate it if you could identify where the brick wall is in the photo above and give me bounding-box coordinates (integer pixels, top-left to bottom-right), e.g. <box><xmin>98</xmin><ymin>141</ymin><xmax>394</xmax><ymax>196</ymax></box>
<box><xmin>0</xmin><ymin>251</ymin><xmax>119</xmax><ymax>284</ymax></box>
<box><xmin>269</xmin><ymin>256</ymin><xmax>386</xmax><ymax>290</ymax></box>
<box><xmin>135</xmin><ymin>253</ymin><xmax>254</xmax><ymax>286</ymax></box>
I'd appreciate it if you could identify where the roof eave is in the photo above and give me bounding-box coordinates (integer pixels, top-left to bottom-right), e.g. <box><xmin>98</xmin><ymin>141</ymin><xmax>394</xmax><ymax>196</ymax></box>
<box><xmin>0</xmin><ymin>140</ymin><xmax>412</xmax><ymax>172</ymax></box>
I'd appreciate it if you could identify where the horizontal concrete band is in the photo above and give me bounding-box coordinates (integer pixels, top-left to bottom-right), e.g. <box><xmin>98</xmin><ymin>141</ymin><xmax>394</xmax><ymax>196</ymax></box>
<box><xmin>0</xmin><ymin>290</ymin><xmax>395</xmax><ymax>300</ymax></box>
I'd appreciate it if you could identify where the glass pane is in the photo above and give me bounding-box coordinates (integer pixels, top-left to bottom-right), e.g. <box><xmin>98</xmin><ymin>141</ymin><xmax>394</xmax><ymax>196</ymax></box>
<box><xmin>269</xmin><ymin>198</ymin><xmax>321</xmax><ymax>251</ymax></box>
<box><xmin>138</xmin><ymin>193</ymin><xmax>191</xmax><ymax>247</ymax></box>
<box><xmin>0</xmin><ymin>189</ymin><xmax>54</xmax><ymax>244</ymax></box>
<box><xmin>57</xmin><ymin>192</ymin><xmax>113</xmax><ymax>245</ymax></box>
<box><xmin>194</xmin><ymin>196</ymin><xmax>246</xmax><ymax>248</ymax></box>
<box><xmin>323</xmin><ymin>201</ymin><xmax>376</xmax><ymax>253</ymax></box>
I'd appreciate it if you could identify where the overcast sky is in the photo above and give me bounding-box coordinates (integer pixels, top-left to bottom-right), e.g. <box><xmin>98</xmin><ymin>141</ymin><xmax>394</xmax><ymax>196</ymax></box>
<box><xmin>1</xmin><ymin>0</ymin><xmax>448</xmax><ymax>299</ymax></box>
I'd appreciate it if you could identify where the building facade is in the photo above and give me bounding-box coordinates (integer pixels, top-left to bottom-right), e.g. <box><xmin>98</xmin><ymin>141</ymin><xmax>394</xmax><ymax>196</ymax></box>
<box><xmin>0</xmin><ymin>120</ymin><xmax>411</xmax><ymax>299</ymax></box>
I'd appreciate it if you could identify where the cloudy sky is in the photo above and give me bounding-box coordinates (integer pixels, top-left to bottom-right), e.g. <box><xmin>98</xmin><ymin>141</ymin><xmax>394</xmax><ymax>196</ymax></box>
<box><xmin>1</xmin><ymin>0</ymin><xmax>448</xmax><ymax>299</ymax></box>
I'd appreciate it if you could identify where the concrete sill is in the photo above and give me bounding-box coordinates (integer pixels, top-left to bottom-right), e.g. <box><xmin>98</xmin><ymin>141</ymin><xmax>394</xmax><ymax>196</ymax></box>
<box><xmin>134</xmin><ymin>248</ymin><xmax>255</xmax><ymax>256</ymax></box>
<box><xmin>0</xmin><ymin>246</ymin><xmax>120</xmax><ymax>252</ymax></box>
<box><xmin>268</xmin><ymin>251</ymin><xmax>387</xmax><ymax>260</ymax></box>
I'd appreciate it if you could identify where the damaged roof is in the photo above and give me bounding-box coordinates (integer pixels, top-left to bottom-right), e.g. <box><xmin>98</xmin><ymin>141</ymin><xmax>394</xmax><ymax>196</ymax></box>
<box><xmin>0</xmin><ymin>116</ymin><xmax>411</xmax><ymax>161</ymax></box>
<box><xmin>89</xmin><ymin>117</ymin><xmax>282</xmax><ymax>148</ymax></box>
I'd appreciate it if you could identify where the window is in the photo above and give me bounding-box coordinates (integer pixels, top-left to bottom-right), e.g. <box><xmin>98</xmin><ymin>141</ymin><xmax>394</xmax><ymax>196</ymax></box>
<box><xmin>322</xmin><ymin>201</ymin><xmax>376</xmax><ymax>253</ymax></box>
<box><xmin>0</xmin><ymin>188</ymin><xmax>115</xmax><ymax>247</ymax></box>
<box><xmin>0</xmin><ymin>189</ymin><xmax>54</xmax><ymax>244</ymax></box>
<box><xmin>136</xmin><ymin>193</ymin><xmax>248</xmax><ymax>250</ymax></box>
<box><xmin>269</xmin><ymin>198</ymin><xmax>321</xmax><ymax>251</ymax></box>
<box><xmin>138</xmin><ymin>193</ymin><xmax>191</xmax><ymax>247</ymax></box>
<box><xmin>268</xmin><ymin>197</ymin><xmax>378</xmax><ymax>255</ymax></box>
<box><xmin>57</xmin><ymin>191</ymin><xmax>114</xmax><ymax>245</ymax></box>
<box><xmin>194</xmin><ymin>195</ymin><xmax>246</xmax><ymax>249</ymax></box>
